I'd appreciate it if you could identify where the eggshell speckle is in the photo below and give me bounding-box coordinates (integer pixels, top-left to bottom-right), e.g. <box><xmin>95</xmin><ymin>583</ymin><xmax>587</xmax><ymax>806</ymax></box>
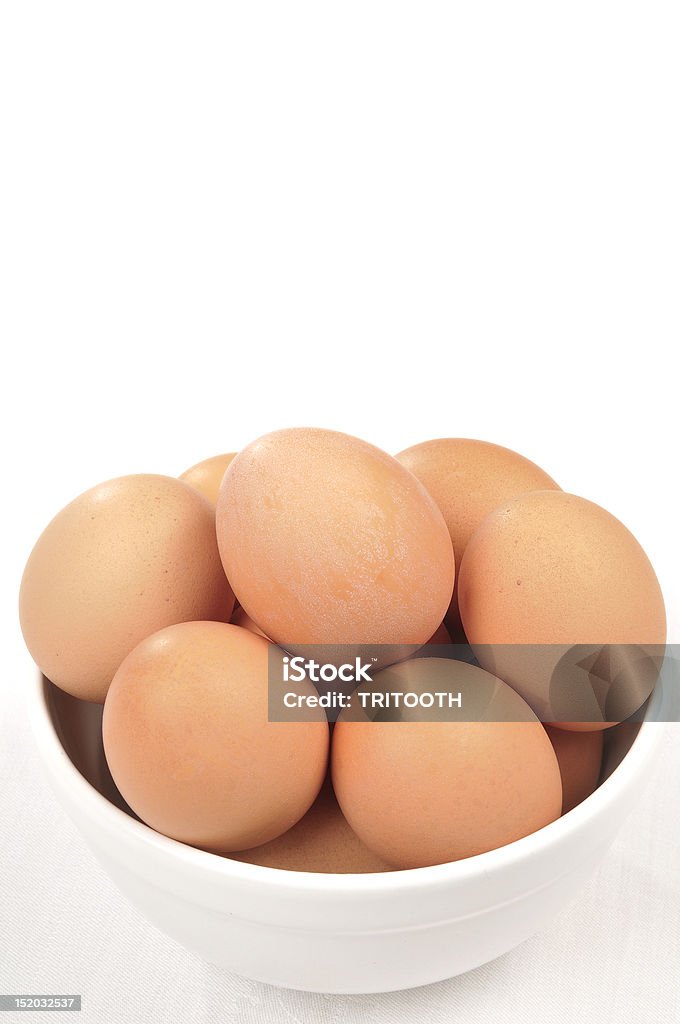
<box><xmin>20</xmin><ymin>475</ymin><xmax>235</xmax><ymax>702</ymax></box>
<box><xmin>103</xmin><ymin>621</ymin><xmax>329</xmax><ymax>853</ymax></box>
<box><xmin>216</xmin><ymin>428</ymin><xmax>454</xmax><ymax>650</ymax></box>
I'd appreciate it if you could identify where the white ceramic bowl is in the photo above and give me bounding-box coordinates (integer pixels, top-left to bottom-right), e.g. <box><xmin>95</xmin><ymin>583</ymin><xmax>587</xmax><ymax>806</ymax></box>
<box><xmin>28</xmin><ymin>671</ymin><xmax>667</xmax><ymax>994</ymax></box>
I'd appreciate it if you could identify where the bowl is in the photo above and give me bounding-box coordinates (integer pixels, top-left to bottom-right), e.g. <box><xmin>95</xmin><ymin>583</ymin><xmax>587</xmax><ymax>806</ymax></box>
<box><xmin>28</xmin><ymin>670</ymin><xmax>667</xmax><ymax>994</ymax></box>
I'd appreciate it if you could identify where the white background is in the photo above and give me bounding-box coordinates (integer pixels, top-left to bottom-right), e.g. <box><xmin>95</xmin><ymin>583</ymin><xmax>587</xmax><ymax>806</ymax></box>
<box><xmin>1</xmin><ymin>2</ymin><xmax>679</xmax><ymax>1022</ymax></box>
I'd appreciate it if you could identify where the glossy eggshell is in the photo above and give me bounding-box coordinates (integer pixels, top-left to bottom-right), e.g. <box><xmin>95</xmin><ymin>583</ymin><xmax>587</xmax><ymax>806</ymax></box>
<box><xmin>179</xmin><ymin>453</ymin><xmax>236</xmax><ymax>506</ymax></box>
<box><xmin>545</xmin><ymin>725</ymin><xmax>603</xmax><ymax>813</ymax></box>
<box><xmin>19</xmin><ymin>475</ymin><xmax>235</xmax><ymax>703</ymax></box>
<box><xmin>332</xmin><ymin>659</ymin><xmax>562</xmax><ymax>868</ymax></box>
<box><xmin>229</xmin><ymin>778</ymin><xmax>391</xmax><ymax>873</ymax></box>
<box><xmin>395</xmin><ymin>438</ymin><xmax>558</xmax><ymax>630</ymax></box>
<box><xmin>102</xmin><ymin>621</ymin><xmax>329</xmax><ymax>853</ymax></box>
<box><xmin>216</xmin><ymin>428</ymin><xmax>454</xmax><ymax>651</ymax></box>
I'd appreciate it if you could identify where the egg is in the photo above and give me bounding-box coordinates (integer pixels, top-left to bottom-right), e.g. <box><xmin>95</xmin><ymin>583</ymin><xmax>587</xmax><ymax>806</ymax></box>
<box><xmin>545</xmin><ymin>725</ymin><xmax>603</xmax><ymax>813</ymax></box>
<box><xmin>103</xmin><ymin>621</ymin><xmax>329</xmax><ymax>853</ymax></box>
<box><xmin>231</xmin><ymin>604</ymin><xmax>269</xmax><ymax>638</ymax></box>
<box><xmin>229</xmin><ymin>777</ymin><xmax>391</xmax><ymax>873</ymax></box>
<box><xmin>395</xmin><ymin>438</ymin><xmax>559</xmax><ymax>632</ymax></box>
<box><xmin>458</xmin><ymin>490</ymin><xmax>666</xmax><ymax>729</ymax></box>
<box><xmin>332</xmin><ymin>658</ymin><xmax>562</xmax><ymax>868</ymax></box>
<box><xmin>179</xmin><ymin>453</ymin><xmax>236</xmax><ymax>506</ymax></box>
<box><xmin>216</xmin><ymin>428</ymin><xmax>454</xmax><ymax>652</ymax></box>
<box><xmin>19</xmin><ymin>475</ymin><xmax>235</xmax><ymax>703</ymax></box>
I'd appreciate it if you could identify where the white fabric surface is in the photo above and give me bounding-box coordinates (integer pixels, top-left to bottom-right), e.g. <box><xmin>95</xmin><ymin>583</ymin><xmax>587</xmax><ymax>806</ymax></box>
<box><xmin>1</xmin><ymin>679</ymin><xmax>678</xmax><ymax>1024</ymax></box>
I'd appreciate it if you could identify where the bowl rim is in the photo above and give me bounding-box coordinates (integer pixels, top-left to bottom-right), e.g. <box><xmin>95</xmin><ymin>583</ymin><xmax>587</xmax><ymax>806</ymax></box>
<box><xmin>28</xmin><ymin>669</ymin><xmax>666</xmax><ymax>896</ymax></box>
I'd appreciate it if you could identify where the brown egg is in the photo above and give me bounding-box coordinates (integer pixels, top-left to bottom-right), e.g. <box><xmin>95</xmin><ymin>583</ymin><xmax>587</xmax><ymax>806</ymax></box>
<box><xmin>103</xmin><ymin>621</ymin><xmax>329</xmax><ymax>853</ymax></box>
<box><xmin>232</xmin><ymin>604</ymin><xmax>269</xmax><ymax>639</ymax></box>
<box><xmin>229</xmin><ymin>777</ymin><xmax>391</xmax><ymax>873</ymax></box>
<box><xmin>332</xmin><ymin>658</ymin><xmax>562</xmax><ymax>868</ymax></box>
<box><xmin>216</xmin><ymin>428</ymin><xmax>454</xmax><ymax>652</ymax></box>
<box><xmin>395</xmin><ymin>438</ymin><xmax>559</xmax><ymax>630</ymax></box>
<box><xmin>458</xmin><ymin>491</ymin><xmax>667</xmax><ymax>730</ymax></box>
<box><xmin>179</xmin><ymin>453</ymin><xmax>236</xmax><ymax>506</ymax></box>
<box><xmin>20</xmin><ymin>475</ymin><xmax>235</xmax><ymax>703</ymax></box>
<box><xmin>545</xmin><ymin>725</ymin><xmax>603</xmax><ymax>813</ymax></box>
